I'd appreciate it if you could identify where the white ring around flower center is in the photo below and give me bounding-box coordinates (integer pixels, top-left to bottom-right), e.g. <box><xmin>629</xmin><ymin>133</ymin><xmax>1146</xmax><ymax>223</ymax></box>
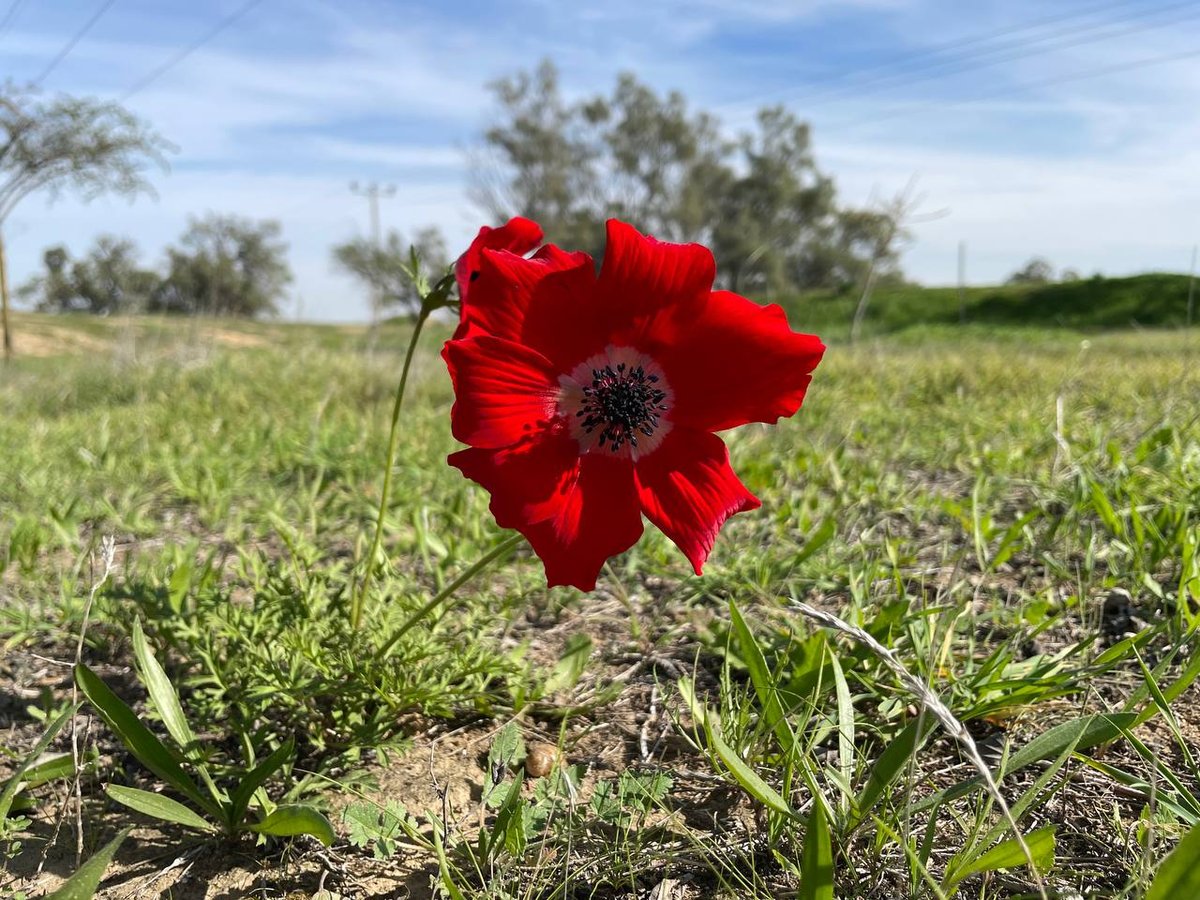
<box><xmin>557</xmin><ymin>345</ymin><xmax>673</xmax><ymax>460</ymax></box>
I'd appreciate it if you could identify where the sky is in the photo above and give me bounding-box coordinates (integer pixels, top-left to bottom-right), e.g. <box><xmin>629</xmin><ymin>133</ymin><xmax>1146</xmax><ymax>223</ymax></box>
<box><xmin>2</xmin><ymin>0</ymin><xmax>1199</xmax><ymax>322</ymax></box>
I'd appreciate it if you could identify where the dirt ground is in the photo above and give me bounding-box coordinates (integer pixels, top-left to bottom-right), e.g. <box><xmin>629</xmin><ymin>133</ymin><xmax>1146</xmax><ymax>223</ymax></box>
<box><xmin>4</xmin><ymin>576</ymin><xmax>1197</xmax><ymax>900</ymax></box>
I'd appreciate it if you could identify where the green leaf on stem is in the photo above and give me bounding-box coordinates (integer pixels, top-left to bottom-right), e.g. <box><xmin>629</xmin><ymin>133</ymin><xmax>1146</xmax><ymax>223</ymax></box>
<box><xmin>105</xmin><ymin>784</ymin><xmax>216</xmax><ymax>833</ymax></box>
<box><xmin>799</xmin><ymin>799</ymin><xmax>834</xmax><ymax>900</ymax></box>
<box><xmin>248</xmin><ymin>805</ymin><xmax>334</xmax><ymax>845</ymax></box>
<box><xmin>74</xmin><ymin>663</ymin><xmax>216</xmax><ymax>817</ymax></box>
<box><xmin>229</xmin><ymin>740</ymin><xmax>295</xmax><ymax>827</ymax></box>
<box><xmin>44</xmin><ymin>827</ymin><xmax>131</xmax><ymax>900</ymax></box>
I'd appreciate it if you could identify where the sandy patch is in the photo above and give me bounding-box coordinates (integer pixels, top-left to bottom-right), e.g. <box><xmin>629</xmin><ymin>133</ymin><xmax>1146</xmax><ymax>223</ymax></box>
<box><xmin>10</xmin><ymin>326</ymin><xmax>111</xmax><ymax>358</ymax></box>
<box><xmin>197</xmin><ymin>328</ymin><xmax>270</xmax><ymax>349</ymax></box>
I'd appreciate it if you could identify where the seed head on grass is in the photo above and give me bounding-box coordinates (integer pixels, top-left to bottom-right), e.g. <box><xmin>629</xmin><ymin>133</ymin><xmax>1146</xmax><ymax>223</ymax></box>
<box><xmin>789</xmin><ymin>599</ymin><xmax>1050</xmax><ymax>900</ymax></box>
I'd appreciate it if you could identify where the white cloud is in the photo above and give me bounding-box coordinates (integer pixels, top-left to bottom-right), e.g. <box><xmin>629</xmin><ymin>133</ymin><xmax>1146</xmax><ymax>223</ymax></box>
<box><xmin>825</xmin><ymin>131</ymin><xmax>1200</xmax><ymax>283</ymax></box>
<box><xmin>309</xmin><ymin>138</ymin><xmax>463</xmax><ymax>169</ymax></box>
<box><xmin>4</xmin><ymin>0</ymin><xmax>1200</xmax><ymax>320</ymax></box>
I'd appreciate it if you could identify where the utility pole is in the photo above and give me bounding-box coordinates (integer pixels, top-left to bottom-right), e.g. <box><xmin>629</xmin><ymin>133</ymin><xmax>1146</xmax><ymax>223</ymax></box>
<box><xmin>0</xmin><ymin>230</ymin><xmax>11</xmax><ymax>361</ymax></box>
<box><xmin>1188</xmin><ymin>244</ymin><xmax>1197</xmax><ymax>328</ymax></box>
<box><xmin>957</xmin><ymin>240</ymin><xmax>967</xmax><ymax>325</ymax></box>
<box><xmin>350</xmin><ymin>180</ymin><xmax>396</xmax><ymax>326</ymax></box>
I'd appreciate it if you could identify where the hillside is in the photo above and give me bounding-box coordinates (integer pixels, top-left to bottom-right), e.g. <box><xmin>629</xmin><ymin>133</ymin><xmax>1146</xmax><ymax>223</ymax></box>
<box><xmin>778</xmin><ymin>272</ymin><xmax>1197</xmax><ymax>339</ymax></box>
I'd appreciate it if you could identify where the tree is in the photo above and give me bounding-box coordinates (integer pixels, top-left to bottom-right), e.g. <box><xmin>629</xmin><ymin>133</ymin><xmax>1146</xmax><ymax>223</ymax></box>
<box><xmin>71</xmin><ymin>236</ymin><xmax>158</xmax><ymax>313</ymax></box>
<box><xmin>16</xmin><ymin>245</ymin><xmax>74</xmax><ymax>311</ymax></box>
<box><xmin>596</xmin><ymin>73</ymin><xmax>729</xmax><ymax>242</ymax></box>
<box><xmin>849</xmin><ymin>187</ymin><xmax>921</xmax><ymax>343</ymax></box>
<box><xmin>0</xmin><ymin>82</ymin><xmax>170</xmax><ymax>354</ymax></box>
<box><xmin>152</xmin><ymin>214</ymin><xmax>291</xmax><ymax>317</ymax></box>
<box><xmin>472</xmin><ymin>60</ymin><xmax>603</xmax><ymax>256</ymax></box>
<box><xmin>332</xmin><ymin>226</ymin><xmax>447</xmax><ymax>318</ymax></box>
<box><xmin>1006</xmin><ymin>257</ymin><xmax>1055</xmax><ymax>285</ymax></box>
<box><xmin>473</xmin><ymin>61</ymin><xmax>901</xmax><ymax>295</ymax></box>
<box><xmin>18</xmin><ymin>237</ymin><xmax>159</xmax><ymax>314</ymax></box>
<box><xmin>709</xmin><ymin>106</ymin><xmax>838</xmax><ymax>293</ymax></box>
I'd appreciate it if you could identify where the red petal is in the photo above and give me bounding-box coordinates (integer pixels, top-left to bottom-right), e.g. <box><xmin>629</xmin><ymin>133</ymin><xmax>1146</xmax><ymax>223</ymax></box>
<box><xmin>443</xmin><ymin>335</ymin><xmax>560</xmax><ymax>449</ymax></box>
<box><xmin>455</xmin><ymin>244</ymin><xmax>591</xmax><ymax>344</ymax></box>
<box><xmin>634</xmin><ymin>429</ymin><xmax>760</xmax><ymax>575</ymax></box>
<box><xmin>595</xmin><ymin>219</ymin><xmax>716</xmax><ymax>342</ymax></box>
<box><xmin>659</xmin><ymin>291</ymin><xmax>825</xmax><ymax>432</ymax></box>
<box><xmin>450</xmin><ymin>439</ymin><xmax>643</xmax><ymax>590</ymax></box>
<box><xmin>454</xmin><ymin>217</ymin><xmax>544</xmax><ymax>302</ymax></box>
<box><xmin>449</xmin><ymin>434</ymin><xmax>579</xmax><ymax>530</ymax></box>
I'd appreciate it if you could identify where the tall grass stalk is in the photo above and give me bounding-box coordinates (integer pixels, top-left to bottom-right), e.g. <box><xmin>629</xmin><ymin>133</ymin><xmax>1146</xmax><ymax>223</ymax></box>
<box><xmin>349</xmin><ymin>308</ymin><xmax>431</xmax><ymax>630</ymax></box>
<box><xmin>789</xmin><ymin>600</ymin><xmax>1049</xmax><ymax>900</ymax></box>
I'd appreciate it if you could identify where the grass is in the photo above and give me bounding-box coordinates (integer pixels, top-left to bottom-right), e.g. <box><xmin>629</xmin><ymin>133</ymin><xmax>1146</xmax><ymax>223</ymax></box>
<box><xmin>1</xmin><ymin>310</ymin><xmax>1198</xmax><ymax>899</ymax></box>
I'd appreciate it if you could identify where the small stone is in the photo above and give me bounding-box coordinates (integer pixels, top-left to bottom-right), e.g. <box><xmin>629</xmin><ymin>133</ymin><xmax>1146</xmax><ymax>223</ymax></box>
<box><xmin>525</xmin><ymin>743</ymin><xmax>559</xmax><ymax>778</ymax></box>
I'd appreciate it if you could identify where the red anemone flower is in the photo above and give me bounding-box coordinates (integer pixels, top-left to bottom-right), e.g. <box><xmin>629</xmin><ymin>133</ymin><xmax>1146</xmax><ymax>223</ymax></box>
<box><xmin>454</xmin><ymin>216</ymin><xmax>543</xmax><ymax>316</ymax></box>
<box><xmin>444</xmin><ymin>219</ymin><xmax>825</xmax><ymax>591</ymax></box>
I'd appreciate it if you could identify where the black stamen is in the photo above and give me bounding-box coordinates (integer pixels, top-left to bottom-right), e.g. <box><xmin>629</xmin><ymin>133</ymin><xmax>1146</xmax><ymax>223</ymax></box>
<box><xmin>577</xmin><ymin>362</ymin><xmax>668</xmax><ymax>451</ymax></box>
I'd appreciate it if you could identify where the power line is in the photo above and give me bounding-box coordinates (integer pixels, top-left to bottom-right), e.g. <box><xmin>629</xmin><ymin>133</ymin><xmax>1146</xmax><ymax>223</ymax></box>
<box><xmin>0</xmin><ymin>0</ymin><xmax>26</xmax><ymax>40</ymax></box>
<box><xmin>829</xmin><ymin>42</ymin><xmax>1200</xmax><ymax>135</ymax></box>
<box><xmin>718</xmin><ymin>0</ymin><xmax>1193</xmax><ymax>113</ymax></box>
<box><xmin>797</xmin><ymin>0</ymin><xmax>1200</xmax><ymax>111</ymax></box>
<box><xmin>717</xmin><ymin>0</ymin><xmax>1146</xmax><ymax>110</ymax></box>
<box><xmin>30</xmin><ymin>0</ymin><xmax>118</xmax><ymax>86</ymax></box>
<box><xmin>119</xmin><ymin>0</ymin><xmax>265</xmax><ymax>101</ymax></box>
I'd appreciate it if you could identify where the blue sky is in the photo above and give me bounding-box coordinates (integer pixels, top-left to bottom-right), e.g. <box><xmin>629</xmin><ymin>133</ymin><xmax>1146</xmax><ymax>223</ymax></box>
<box><xmin>3</xmin><ymin>0</ymin><xmax>1199</xmax><ymax>321</ymax></box>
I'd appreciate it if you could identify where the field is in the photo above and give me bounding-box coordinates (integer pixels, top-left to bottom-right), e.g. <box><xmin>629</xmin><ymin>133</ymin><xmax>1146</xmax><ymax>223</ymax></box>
<box><xmin>2</xmin><ymin>309</ymin><xmax>1199</xmax><ymax>899</ymax></box>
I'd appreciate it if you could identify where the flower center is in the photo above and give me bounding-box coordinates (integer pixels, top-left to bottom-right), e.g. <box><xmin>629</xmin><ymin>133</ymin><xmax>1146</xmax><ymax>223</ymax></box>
<box><xmin>577</xmin><ymin>362</ymin><xmax>667</xmax><ymax>451</ymax></box>
<box><xmin>559</xmin><ymin>347</ymin><xmax>674</xmax><ymax>458</ymax></box>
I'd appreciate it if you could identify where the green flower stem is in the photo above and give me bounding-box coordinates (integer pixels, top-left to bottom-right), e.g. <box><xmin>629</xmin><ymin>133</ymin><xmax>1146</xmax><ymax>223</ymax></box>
<box><xmin>350</xmin><ymin>307</ymin><xmax>431</xmax><ymax>631</ymax></box>
<box><xmin>373</xmin><ymin>532</ymin><xmax>523</xmax><ymax>661</ymax></box>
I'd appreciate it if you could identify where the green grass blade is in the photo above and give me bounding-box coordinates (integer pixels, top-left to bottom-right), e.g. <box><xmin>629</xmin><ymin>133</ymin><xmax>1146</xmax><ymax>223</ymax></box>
<box><xmin>705</xmin><ymin>719</ymin><xmax>797</xmax><ymax>820</ymax></box>
<box><xmin>229</xmin><ymin>739</ymin><xmax>295</xmax><ymax>827</ymax></box>
<box><xmin>799</xmin><ymin>798</ymin><xmax>834</xmax><ymax>900</ymax></box>
<box><xmin>1125</xmin><ymin>642</ymin><xmax>1200</xmax><ymax>726</ymax></box>
<box><xmin>828</xmin><ymin>650</ymin><xmax>855</xmax><ymax>816</ymax></box>
<box><xmin>948</xmin><ymin>825</ymin><xmax>1056</xmax><ymax>891</ymax></box>
<box><xmin>44</xmin><ymin>827</ymin><xmax>132</xmax><ymax>900</ymax></box>
<box><xmin>729</xmin><ymin>601</ymin><xmax>798</xmax><ymax>755</ymax></box>
<box><xmin>248</xmin><ymin>804</ymin><xmax>334</xmax><ymax>845</ymax></box>
<box><xmin>849</xmin><ymin>717</ymin><xmax>929</xmax><ymax>831</ymax></box>
<box><xmin>1147</xmin><ymin>821</ymin><xmax>1200</xmax><ymax>900</ymax></box>
<box><xmin>17</xmin><ymin>752</ymin><xmax>77</xmax><ymax>791</ymax></box>
<box><xmin>542</xmin><ymin>633</ymin><xmax>592</xmax><ymax>695</ymax></box>
<box><xmin>974</xmin><ymin>725</ymin><xmax>1086</xmax><ymax>853</ymax></box>
<box><xmin>105</xmin><ymin>784</ymin><xmax>216</xmax><ymax>833</ymax></box>
<box><xmin>131</xmin><ymin>618</ymin><xmax>222</xmax><ymax>805</ymax></box>
<box><xmin>131</xmin><ymin>617</ymin><xmax>198</xmax><ymax>753</ymax></box>
<box><xmin>431</xmin><ymin>815</ymin><xmax>469</xmax><ymax>900</ymax></box>
<box><xmin>1075</xmin><ymin>757</ymin><xmax>1199</xmax><ymax>825</ymax></box>
<box><xmin>912</xmin><ymin>713</ymin><xmax>1137</xmax><ymax>814</ymax></box>
<box><xmin>875</xmin><ymin>817</ymin><xmax>949</xmax><ymax>900</ymax></box>
<box><xmin>792</xmin><ymin>517</ymin><xmax>836</xmax><ymax>567</ymax></box>
<box><xmin>74</xmin><ymin>663</ymin><xmax>215</xmax><ymax>816</ymax></box>
<box><xmin>1106</xmin><ymin>725</ymin><xmax>1200</xmax><ymax>817</ymax></box>
<box><xmin>1132</xmin><ymin>649</ymin><xmax>1200</xmax><ymax>773</ymax></box>
<box><xmin>1089</xmin><ymin>482</ymin><xmax>1122</xmax><ymax>536</ymax></box>
<box><xmin>0</xmin><ymin>702</ymin><xmax>77</xmax><ymax>821</ymax></box>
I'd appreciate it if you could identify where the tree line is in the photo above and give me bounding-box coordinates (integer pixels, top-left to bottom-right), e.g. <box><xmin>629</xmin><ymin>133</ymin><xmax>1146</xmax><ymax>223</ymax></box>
<box><xmin>329</xmin><ymin>62</ymin><xmax>911</xmax><ymax>317</ymax></box>
<box><xmin>4</xmin><ymin>63</ymin><xmax>910</xmax><ymax>338</ymax></box>
<box><xmin>20</xmin><ymin>215</ymin><xmax>291</xmax><ymax>317</ymax></box>
<box><xmin>473</xmin><ymin>60</ymin><xmax>906</xmax><ymax>296</ymax></box>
